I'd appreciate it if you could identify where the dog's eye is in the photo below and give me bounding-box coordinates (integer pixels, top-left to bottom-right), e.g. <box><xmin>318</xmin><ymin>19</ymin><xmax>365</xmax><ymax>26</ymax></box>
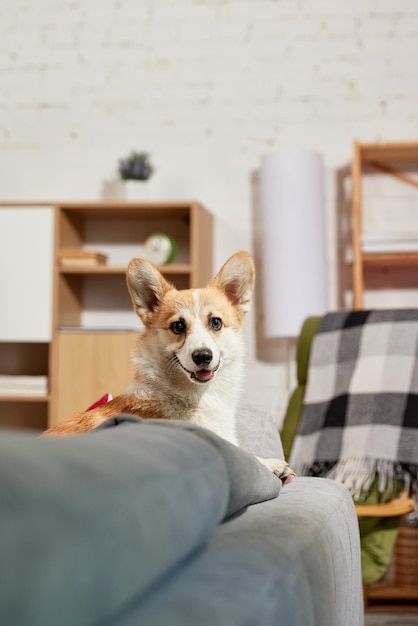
<box><xmin>209</xmin><ymin>317</ymin><xmax>223</xmax><ymax>331</ymax></box>
<box><xmin>170</xmin><ymin>319</ymin><xmax>186</xmax><ymax>335</ymax></box>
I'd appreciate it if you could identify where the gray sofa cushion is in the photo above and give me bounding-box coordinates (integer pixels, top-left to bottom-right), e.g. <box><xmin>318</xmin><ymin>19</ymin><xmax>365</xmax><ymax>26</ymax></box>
<box><xmin>0</xmin><ymin>416</ymin><xmax>281</xmax><ymax>626</ymax></box>
<box><xmin>236</xmin><ymin>403</ymin><xmax>284</xmax><ymax>459</ymax></box>
<box><xmin>112</xmin><ymin>478</ymin><xmax>364</xmax><ymax>626</ymax></box>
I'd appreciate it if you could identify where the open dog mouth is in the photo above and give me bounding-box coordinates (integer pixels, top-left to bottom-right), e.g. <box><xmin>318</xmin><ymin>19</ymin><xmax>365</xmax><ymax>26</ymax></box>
<box><xmin>191</xmin><ymin>368</ymin><xmax>217</xmax><ymax>382</ymax></box>
<box><xmin>174</xmin><ymin>355</ymin><xmax>220</xmax><ymax>383</ymax></box>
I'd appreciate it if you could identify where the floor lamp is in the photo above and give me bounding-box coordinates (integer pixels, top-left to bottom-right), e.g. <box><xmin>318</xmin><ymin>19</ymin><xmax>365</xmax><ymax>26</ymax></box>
<box><xmin>260</xmin><ymin>149</ymin><xmax>328</xmax><ymax>340</ymax></box>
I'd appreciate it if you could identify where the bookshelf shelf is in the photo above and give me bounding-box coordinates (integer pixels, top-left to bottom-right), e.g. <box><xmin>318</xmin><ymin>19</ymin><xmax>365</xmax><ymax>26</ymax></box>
<box><xmin>59</xmin><ymin>263</ymin><xmax>193</xmax><ymax>275</ymax></box>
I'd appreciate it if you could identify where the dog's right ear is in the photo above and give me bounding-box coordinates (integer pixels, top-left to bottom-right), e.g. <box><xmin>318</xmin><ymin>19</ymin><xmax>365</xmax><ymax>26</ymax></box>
<box><xmin>126</xmin><ymin>258</ymin><xmax>173</xmax><ymax>323</ymax></box>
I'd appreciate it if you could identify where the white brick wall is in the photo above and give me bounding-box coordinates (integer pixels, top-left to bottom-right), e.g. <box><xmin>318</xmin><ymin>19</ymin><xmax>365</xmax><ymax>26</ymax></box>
<box><xmin>2</xmin><ymin>0</ymin><xmax>418</xmax><ymax>425</ymax></box>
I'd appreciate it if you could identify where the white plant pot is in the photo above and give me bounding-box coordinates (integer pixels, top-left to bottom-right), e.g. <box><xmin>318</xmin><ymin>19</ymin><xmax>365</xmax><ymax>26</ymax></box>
<box><xmin>123</xmin><ymin>179</ymin><xmax>152</xmax><ymax>201</ymax></box>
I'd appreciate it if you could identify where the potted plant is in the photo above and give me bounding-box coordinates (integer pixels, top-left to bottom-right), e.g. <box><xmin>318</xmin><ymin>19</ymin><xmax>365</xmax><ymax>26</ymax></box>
<box><xmin>118</xmin><ymin>151</ymin><xmax>154</xmax><ymax>200</ymax></box>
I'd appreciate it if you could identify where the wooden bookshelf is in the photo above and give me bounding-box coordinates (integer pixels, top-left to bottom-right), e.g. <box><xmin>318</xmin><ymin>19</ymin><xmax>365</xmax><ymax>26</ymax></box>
<box><xmin>0</xmin><ymin>201</ymin><xmax>214</xmax><ymax>429</ymax></box>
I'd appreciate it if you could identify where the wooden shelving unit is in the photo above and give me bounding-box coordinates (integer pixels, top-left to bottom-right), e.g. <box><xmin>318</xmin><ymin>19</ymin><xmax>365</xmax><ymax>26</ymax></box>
<box><xmin>351</xmin><ymin>141</ymin><xmax>418</xmax><ymax>308</ymax></box>
<box><xmin>352</xmin><ymin>144</ymin><xmax>418</xmax><ymax>610</ymax></box>
<box><xmin>0</xmin><ymin>201</ymin><xmax>213</xmax><ymax>429</ymax></box>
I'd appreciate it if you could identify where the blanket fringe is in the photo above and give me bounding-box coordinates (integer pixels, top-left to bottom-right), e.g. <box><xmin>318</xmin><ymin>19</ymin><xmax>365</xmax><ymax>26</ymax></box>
<box><xmin>300</xmin><ymin>459</ymin><xmax>418</xmax><ymax>502</ymax></box>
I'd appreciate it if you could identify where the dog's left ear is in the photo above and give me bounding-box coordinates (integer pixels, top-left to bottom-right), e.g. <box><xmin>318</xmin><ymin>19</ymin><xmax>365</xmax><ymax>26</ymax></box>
<box><xmin>127</xmin><ymin>258</ymin><xmax>173</xmax><ymax>323</ymax></box>
<box><xmin>211</xmin><ymin>251</ymin><xmax>255</xmax><ymax>315</ymax></box>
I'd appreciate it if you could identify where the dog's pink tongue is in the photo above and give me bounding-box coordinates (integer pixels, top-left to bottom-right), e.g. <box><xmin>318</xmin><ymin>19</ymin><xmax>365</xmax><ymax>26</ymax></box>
<box><xmin>195</xmin><ymin>369</ymin><xmax>213</xmax><ymax>382</ymax></box>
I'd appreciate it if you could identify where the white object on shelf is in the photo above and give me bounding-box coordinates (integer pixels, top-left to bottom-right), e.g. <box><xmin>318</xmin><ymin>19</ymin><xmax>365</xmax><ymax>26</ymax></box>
<box><xmin>143</xmin><ymin>233</ymin><xmax>177</xmax><ymax>265</ymax></box>
<box><xmin>362</xmin><ymin>232</ymin><xmax>418</xmax><ymax>253</ymax></box>
<box><xmin>0</xmin><ymin>207</ymin><xmax>54</xmax><ymax>342</ymax></box>
<box><xmin>0</xmin><ymin>375</ymin><xmax>48</xmax><ymax>395</ymax></box>
<box><xmin>123</xmin><ymin>180</ymin><xmax>153</xmax><ymax>201</ymax></box>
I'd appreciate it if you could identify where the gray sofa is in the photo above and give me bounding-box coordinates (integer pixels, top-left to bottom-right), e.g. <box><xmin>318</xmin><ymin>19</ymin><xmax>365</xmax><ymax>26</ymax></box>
<box><xmin>0</xmin><ymin>410</ymin><xmax>364</xmax><ymax>626</ymax></box>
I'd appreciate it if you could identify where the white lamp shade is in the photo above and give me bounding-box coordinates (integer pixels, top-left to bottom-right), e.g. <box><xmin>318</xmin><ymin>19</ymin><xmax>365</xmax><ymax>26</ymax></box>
<box><xmin>260</xmin><ymin>150</ymin><xmax>328</xmax><ymax>338</ymax></box>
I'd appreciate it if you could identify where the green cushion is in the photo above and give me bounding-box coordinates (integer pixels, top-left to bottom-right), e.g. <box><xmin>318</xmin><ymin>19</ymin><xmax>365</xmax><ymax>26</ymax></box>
<box><xmin>281</xmin><ymin>386</ymin><xmax>305</xmax><ymax>461</ymax></box>
<box><xmin>357</xmin><ymin>477</ymin><xmax>401</xmax><ymax>584</ymax></box>
<box><xmin>296</xmin><ymin>316</ymin><xmax>321</xmax><ymax>385</ymax></box>
<box><xmin>280</xmin><ymin>316</ymin><xmax>320</xmax><ymax>460</ymax></box>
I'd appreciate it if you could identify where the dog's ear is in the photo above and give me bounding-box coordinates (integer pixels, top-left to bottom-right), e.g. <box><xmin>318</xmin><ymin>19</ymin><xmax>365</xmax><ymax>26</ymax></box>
<box><xmin>211</xmin><ymin>251</ymin><xmax>255</xmax><ymax>315</ymax></box>
<box><xmin>127</xmin><ymin>258</ymin><xmax>173</xmax><ymax>322</ymax></box>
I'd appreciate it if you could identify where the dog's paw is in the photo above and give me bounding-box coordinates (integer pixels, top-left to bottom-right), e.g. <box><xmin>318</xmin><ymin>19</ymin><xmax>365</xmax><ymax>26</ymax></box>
<box><xmin>257</xmin><ymin>457</ymin><xmax>296</xmax><ymax>484</ymax></box>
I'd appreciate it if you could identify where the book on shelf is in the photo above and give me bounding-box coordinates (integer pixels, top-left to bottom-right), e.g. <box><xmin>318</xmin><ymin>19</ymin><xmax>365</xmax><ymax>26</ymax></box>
<box><xmin>59</xmin><ymin>249</ymin><xmax>108</xmax><ymax>267</ymax></box>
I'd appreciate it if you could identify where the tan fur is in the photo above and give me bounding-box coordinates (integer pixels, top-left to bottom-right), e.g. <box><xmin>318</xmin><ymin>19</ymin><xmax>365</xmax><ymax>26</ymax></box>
<box><xmin>43</xmin><ymin>396</ymin><xmax>167</xmax><ymax>437</ymax></box>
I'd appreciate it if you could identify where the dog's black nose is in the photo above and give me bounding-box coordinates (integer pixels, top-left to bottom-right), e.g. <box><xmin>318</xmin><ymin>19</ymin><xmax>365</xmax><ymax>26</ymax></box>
<box><xmin>192</xmin><ymin>348</ymin><xmax>213</xmax><ymax>367</ymax></box>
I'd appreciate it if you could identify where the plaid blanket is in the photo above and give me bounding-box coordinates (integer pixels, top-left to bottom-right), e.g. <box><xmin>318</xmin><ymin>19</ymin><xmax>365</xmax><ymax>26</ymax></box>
<box><xmin>289</xmin><ymin>310</ymin><xmax>418</xmax><ymax>500</ymax></box>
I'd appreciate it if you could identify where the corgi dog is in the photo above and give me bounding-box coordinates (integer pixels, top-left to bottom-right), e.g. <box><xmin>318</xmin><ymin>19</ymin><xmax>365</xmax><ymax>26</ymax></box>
<box><xmin>44</xmin><ymin>251</ymin><xmax>294</xmax><ymax>483</ymax></box>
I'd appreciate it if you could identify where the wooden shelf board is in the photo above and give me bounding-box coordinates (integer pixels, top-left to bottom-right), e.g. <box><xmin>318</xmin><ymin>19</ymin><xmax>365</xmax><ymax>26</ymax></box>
<box><xmin>359</xmin><ymin>141</ymin><xmax>418</xmax><ymax>163</ymax></box>
<box><xmin>0</xmin><ymin>394</ymin><xmax>50</xmax><ymax>403</ymax></box>
<box><xmin>366</xmin><ymin>604</ymin><xmax>418</xmax><ymax>614</ymax></box>
<box><xmin>59</xmin><ymin>263</ymin><xmax>192</xmax><ymax>275</ymax></box>
<box><xmin>0</xmin><ymin>200</ymin><xmax>198</xmax><ymax>210</ymax></box>
<box><xmin>362</xmin><ymin>251</ymin><xmax>418</xmax><ymax>267</ymax></box>
<box><xmin>367</xmin><ymin>586</ymin><xmax>418</xmax><ymax>601</ymax></box>
<box><xmin>56</xmin><ymin>202</ymin><xmax>199</xmax><ymax>220</ymax></box>
<box><xmin>58</xmin><ymin>328</ymin><xmax>138</xmax><ymax>334</ymax></box>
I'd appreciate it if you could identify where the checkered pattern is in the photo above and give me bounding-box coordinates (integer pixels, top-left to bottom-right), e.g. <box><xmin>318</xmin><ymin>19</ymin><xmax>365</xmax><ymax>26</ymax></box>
<box><xmin>290</xmin><ymin>310</ymin><xmax>418</xmax><ymax>499</ymax></box>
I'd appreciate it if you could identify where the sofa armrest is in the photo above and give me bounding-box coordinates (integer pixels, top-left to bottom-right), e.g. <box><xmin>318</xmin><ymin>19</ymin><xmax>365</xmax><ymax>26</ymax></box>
<box><xmin>0</xmin><ymin>416</ymin><xmax>281</xmax><ymax>626</ymax></box>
